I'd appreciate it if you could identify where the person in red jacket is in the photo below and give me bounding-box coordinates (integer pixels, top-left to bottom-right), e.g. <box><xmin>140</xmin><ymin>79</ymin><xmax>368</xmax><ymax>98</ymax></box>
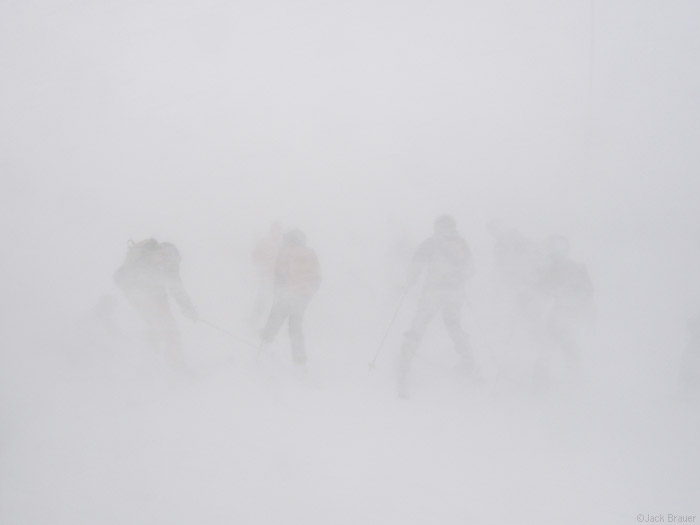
<box><xmin>259</xmin><ymin>229</ymin><xmax>321</xmax><ymax>365</ymax></box>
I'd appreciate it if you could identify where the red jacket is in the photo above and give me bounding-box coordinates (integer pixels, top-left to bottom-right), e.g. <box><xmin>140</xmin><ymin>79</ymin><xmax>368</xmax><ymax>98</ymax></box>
<box><xmin>274</xmin><ymin>245</ymin><xmax>321</xmax><ymax>297</ymax></box>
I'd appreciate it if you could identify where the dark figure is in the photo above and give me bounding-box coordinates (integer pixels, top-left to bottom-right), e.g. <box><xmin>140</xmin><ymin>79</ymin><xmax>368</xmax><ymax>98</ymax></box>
<box><xmin>260</xmin><ymin>229</ymin><xmax>321</xmax><ymax>366</ymax></box>
<box><xmin>114</xmin><ymin>238</ymin><xmax>198</xmax><ymax>368</ymax></box>
<box><xmin>532</xmin><ymin>235</ymin><xmax>594</xmax><ymax>388</ymax></box>
<box><xmin>398</xmin><ymin>215</ymin><xmax>477</xmax><ymax>397</ymax></box>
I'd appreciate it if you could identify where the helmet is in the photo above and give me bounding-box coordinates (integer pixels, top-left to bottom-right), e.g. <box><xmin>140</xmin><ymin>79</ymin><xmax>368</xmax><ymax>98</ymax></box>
<box><xmin>434</xmin><ymin>215</ymin><xmax>457</xmax><ymax>235</ymax></box>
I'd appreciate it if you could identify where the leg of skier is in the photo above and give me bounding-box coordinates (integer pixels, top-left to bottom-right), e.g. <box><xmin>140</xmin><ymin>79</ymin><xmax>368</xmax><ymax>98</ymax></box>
<box><xmin>249</xmin><ymin>271</ymin><xmax>273</xmax><ymax>330</ymax></box>
<box><xmin>441</xmin><ymin>291</ymin><xmax>478</xmax><ymax>379</ymax></box>
<box><xmin>552</xmin><ymin>314</ymin><xmax>582</xmax><ymax>386</ymax></box>
<box><xmin>398</xmin><ymin>291</ymin><xmax>439</xmax><ymax>398</ymax></box>
<box><xmin>147</xmin><ymin>293</ymin><xmax>190</xmax><ymax>374</ymax></box>
<box><xmin>260</xmin><ymin>296</ymin><xmax>291</xmax><ymax>350</ymax></box>
<box><xmin>126</xmin><ymin>289</ymin><xmax>186</xmax><ymax>370</ymax></box>
<box><xmin>288</xmin><ymin>296</ymin><xmax>309</xmax><ymax>366</ymax></box>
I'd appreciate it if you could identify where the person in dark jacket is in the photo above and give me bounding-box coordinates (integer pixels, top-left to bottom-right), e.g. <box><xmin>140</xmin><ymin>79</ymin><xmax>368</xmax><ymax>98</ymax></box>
<box><xmin>397</xmin><ymin>215</ymin><xmax>477</xmax><ymax>397</ymax></box>
<box><xmin>114</xmin><ymin>238</ymin><xmax>198</xmax><ymax>368</ymax></box>
<box><xmin>532</xmin><ymin>235</ymin><xmax>594</xmax><ymax>387</ymax></box>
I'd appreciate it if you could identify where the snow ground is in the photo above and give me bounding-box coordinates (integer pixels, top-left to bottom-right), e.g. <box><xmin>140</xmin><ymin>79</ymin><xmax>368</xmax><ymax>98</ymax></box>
<box><xmin>1</xmin><ymin>322</ymin><xmax>698</xmax><ymax>525</ymax></box>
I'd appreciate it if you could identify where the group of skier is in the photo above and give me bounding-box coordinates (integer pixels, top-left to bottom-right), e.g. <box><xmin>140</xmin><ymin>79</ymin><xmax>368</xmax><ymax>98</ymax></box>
<box><xmin>392</xmin><ymin>215</ymin><xmax>595</xmax><ymax>397</ymax></box>
<box><xmin>112</xmin><ymin>215</ymin><xmax>601</xmax><ymax>397</ymax></box>
<box><xmin>113</xmin><ymin>227</ymin><xmax>322</xmax><ymax>372</ymax></box>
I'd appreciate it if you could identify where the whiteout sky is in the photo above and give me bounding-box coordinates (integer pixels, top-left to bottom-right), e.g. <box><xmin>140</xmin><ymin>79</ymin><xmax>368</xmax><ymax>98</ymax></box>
<box><xmin>1</xmin><ymin>1</ymin><xmax>699</xmax><ymax>524</ymax></box>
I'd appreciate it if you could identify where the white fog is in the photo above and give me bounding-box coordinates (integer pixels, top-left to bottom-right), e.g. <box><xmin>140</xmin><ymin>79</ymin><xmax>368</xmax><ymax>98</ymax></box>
<box><xmin>1</xmin><ymin>0</ymin><xmax>699</xmax><ymax>523</ymax></box>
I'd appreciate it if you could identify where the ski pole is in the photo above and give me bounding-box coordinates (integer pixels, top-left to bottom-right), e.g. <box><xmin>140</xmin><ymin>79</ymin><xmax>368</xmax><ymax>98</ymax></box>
<box><xmin>369</xmin><ymin>288</ymin><xmax>409</xmax><ymax>371</ymax></box>
<box><xmin>199</xmin><ymin>319</ymin><xmax>261</xmax><ymax>350</ymax></box>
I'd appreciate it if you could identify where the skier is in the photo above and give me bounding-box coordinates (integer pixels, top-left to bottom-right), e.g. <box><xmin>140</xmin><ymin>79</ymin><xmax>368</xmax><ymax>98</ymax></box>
<box><xmin>259</xmin><ymin>229</ymin><xmax>321</xmax><ymax>366</ymax></box>
<box><xmin>249</xmin><ymin>221</ymin><xmax>284</xmax><ymax>328</ymax></box>
<box><xmin>532</xmin><ymin>235</ymin><xmax>594</xmax><ymax>388</ymax></box>
<box><xmin>114</xmin><ymin>238</ymin><xmax>198</xmax><ymax>368</ymax></box>
<box><xmin>397</xmin><ymin>215</ymin><xmax>478</xmax><ymax>398</ymax></box>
